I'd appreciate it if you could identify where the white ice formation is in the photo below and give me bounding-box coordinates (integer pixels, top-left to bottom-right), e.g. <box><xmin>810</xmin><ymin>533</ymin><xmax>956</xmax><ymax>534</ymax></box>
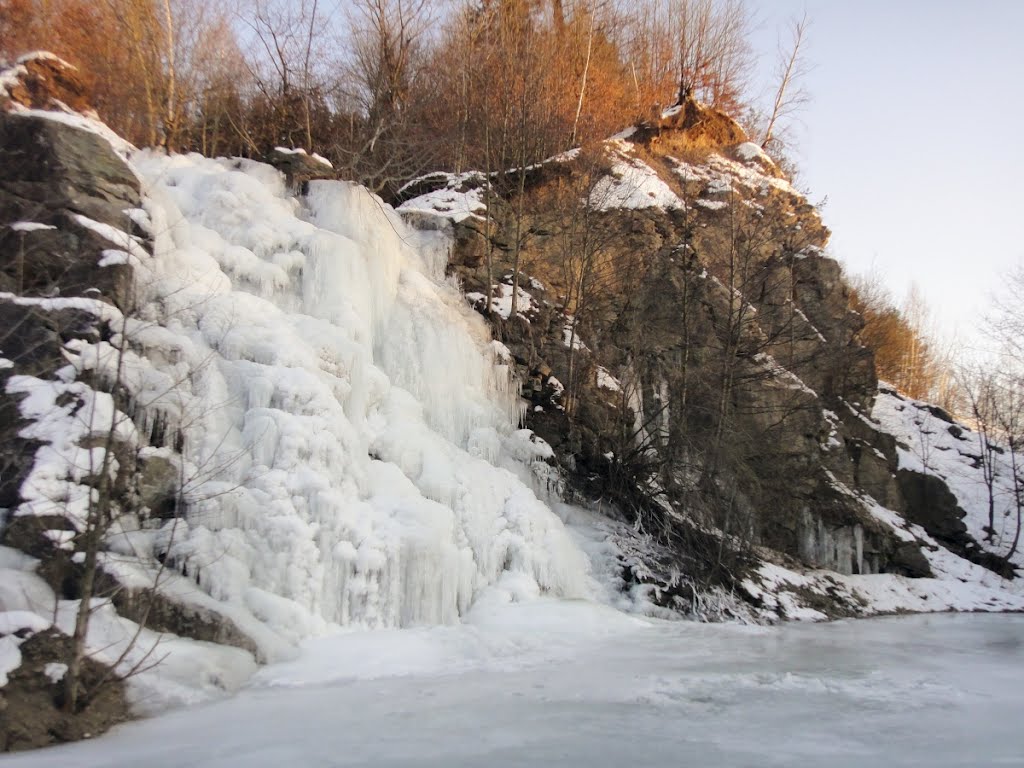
<box><xmin>113</xmin><ymin>153</ymin><xmax>590</xmax><ymax>648</ymax></box>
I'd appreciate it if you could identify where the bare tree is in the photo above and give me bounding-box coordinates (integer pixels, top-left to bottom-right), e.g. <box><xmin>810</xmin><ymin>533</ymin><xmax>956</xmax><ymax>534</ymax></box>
<box><xmin>760</xmin><ymin>12</ymin><xmax>810</xmax><ymax>152</ymax></box>
<box><xmin>670</xmin><ymin>0</ymin><xmax>752</xmax><ymax>110</ymax></box>
<box><xmin>241</xmin><ymin>0</ymin><xmax>336</xmax><ymax>150</ymax></box>
<box><xmin>333</xmin><ymin>0</ymin><xmax>435</xmax><ymax>195</ymax></box>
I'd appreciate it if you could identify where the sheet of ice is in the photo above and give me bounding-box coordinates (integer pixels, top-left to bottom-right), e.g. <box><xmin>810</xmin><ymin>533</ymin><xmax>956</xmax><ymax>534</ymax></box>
<box><xmin>108</xmin><ymin>152</ymin><xmax>593</xmax><ymax>655</ymax></box>
<box><xmin>4</xmin><ymin>612</ymin><xmax>1023</xmax><ymax>768</ymax></box>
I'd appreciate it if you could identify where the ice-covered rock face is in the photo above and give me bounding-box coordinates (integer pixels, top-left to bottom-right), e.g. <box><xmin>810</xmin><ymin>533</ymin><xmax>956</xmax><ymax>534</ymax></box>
<box><xmin>129</xmin><ymin>152</ymin><xmax>591</xmax><ymax>641</ymax></box>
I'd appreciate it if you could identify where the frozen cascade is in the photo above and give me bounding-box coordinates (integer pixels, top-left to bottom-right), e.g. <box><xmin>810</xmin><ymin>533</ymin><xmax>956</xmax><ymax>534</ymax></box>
<box><xmin>127</xmin><ymin>153</ymin><xmax>591</xmax><ymax>649</ymax></box>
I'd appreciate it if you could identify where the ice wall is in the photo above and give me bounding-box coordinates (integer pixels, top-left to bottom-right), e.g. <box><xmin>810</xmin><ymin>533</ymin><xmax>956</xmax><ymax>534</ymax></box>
<box><xmin>128</xmin><ymin>153</ymin><xmax>590</xmax><ymax>645</ymax></box>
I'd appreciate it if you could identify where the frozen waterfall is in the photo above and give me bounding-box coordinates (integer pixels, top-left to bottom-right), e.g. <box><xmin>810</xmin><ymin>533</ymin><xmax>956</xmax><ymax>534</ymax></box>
<box><xmin>127</xmin><ymin>153</ymin><xmax>591</xmax><ymax>646</ymax></box>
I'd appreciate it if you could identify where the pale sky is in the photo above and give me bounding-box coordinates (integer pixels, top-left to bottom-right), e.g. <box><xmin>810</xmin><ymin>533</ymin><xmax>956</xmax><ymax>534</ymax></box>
<box><xmin>750</xmin><ymin>0</ymin><xmax>1024</xmax><ymax>352</ymax></box>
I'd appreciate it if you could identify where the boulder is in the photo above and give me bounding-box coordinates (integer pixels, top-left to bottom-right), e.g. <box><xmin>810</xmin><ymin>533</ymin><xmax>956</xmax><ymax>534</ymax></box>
<box><xmin>266</xmin><ymin>147</ymin><xmax>335</xmax><ymax>188</ymax></box>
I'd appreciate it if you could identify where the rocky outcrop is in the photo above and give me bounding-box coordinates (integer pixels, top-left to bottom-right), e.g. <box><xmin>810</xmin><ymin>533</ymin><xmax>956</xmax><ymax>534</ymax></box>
<box><xmin>0</xmin><ymin>89</ymin><xmax>260</xmax><ymax>747</ymax></box>
<box><xmin>0</xmin><ymin>104</ymin><xmax>142</xmax><ymax>748</ymax></box>
<box><xmin>400</xmin><ymin>99</ymin><xmax>1012</xmax><ymax>616</ymax></box>
<box><xmin>0</xmin><ymin>629</ymin><xmax>129</xmax><ymax>752</ymax></box>
<box><xmin>646</xmin><ymin>94</ymin><xmax>749</xmax><ymax>153</ymax></box>
<box><xmin>266</xmin><ymin>146</ymin><xmax>335</xmax><ymax>188</ymax></box>
<box><xmin>0</xmin><ymin>53</ymin><xmax>92</xmax><ymax>114</ymax></box>
<box><xmin>0</xmin><ymin>112</ymin><xmax>138</xmax><ymax>299</ymax></box>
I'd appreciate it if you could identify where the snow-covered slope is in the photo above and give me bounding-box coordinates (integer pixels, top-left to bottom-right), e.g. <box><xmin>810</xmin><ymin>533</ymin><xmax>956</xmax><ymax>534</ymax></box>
<box><xmin>873</xmin><ymin>385</ymin><xmax>1023</xmax><ymax>568</ymax></box>
<box><xmin>737</xmin><ymin>385</ymin><xmax>1024</xmax><ymax>619</ymax></box>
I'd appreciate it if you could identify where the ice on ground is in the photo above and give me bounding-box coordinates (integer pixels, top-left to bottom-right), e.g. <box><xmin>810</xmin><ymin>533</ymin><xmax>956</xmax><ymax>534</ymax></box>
<box><xmin>3</xmin><ymin>613</ymin><xmax>1022</xmax><ymax>768</ymax></box>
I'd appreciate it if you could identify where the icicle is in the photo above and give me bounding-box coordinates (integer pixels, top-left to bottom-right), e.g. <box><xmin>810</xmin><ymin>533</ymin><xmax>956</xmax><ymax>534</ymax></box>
<box><xmin>124</xmin><ymin>151</ymin><xmax>592</xmax><ymax>639</ymax></box>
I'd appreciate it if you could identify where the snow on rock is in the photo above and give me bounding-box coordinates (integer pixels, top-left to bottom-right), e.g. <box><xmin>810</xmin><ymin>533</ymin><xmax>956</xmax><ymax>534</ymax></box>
<box><xmin>6</xmin><ymin>108</ymin><xmax>136</xmax><ymax>160</ymax></box>
<box><xmin>595</xmin><ymin>366</ymin><xmax>621</xmax><ymax>393</ymax></box>
<box><xmin>0</xmin><ymin>611</ymin><xmax>51</xmax><ymax>686</ymax></box>
<box><xmin>671</xmin><ymin>148</ymin><xmax>796</xmax><ymax>202</ymax></box>
<box><xmin>735</xmin><ymin>142</ymin><xmax>771</xmax><ymax>164</ymax></box>
<box><xmin>0</xmin><ymin>610</ymin><xmax>52</xmax><ymax>636</ymax></box>
<box><xmin>398</xmin><ymin>173</ymin><xmax>488</xmax><ymax>223</ymax></box>
<box><xmin>8</xmin><ymin>371</ymin><xmax>138</xmax><ymax>524</ymax></box>
<box><xmin>562</xmin><ymin>316</ymin><xmax>589</xmax><ymax>352</ymax></box>
<box><xmin>465</xmin><ymin>280</ymin><xmax>538</xmax><ymax>321</ymax></box>
<box><xmin>695</xmin><ymin>198</ymin><xmax>728</xmax><ymax>210</ymax></box>
<box><xmin>873</xmin><ymin>386</ymin><xmax>1024</xmax><ymax>567</ymax></box>
<box><xmin>72</xmin><ymin>212</ymin><xmax>149</xmax><ymax>266</ymax></box>
<box><xmin>9</xmin><ymin>222</ymin><xmax>57</xmax><ymax>232</ymax></box>
<box><xmin>120</xmin><ymin>151</ymin><xmax>592</xmax><ymax>650</ymax></box>
<box><xmin>753</xmin><ymin>352</ymin><xmax>817</xmax><ymax>397</ymax></box>
<box><xmin>272</xmin><ymin>146</ymin><xmax>333</xmax><ymax>170</ymax></box>
<box><xmin>591</xmin><ymin>141</ymin><xmax>683</xmax><ymax>211</ymax></box>
<box><xmin>744</xmin><ymin>554</ymin><xmax>1024</xmax><ymax>620</ymax></box>
<box><xmin>42</xmin><ymin>662</ymin><xmax>67</xmax><ymax>683</ymax></box>
<box><xmin>0</xmin><ymin>636</ymin><xmax>21</xmax><ymax>686</ymax></box>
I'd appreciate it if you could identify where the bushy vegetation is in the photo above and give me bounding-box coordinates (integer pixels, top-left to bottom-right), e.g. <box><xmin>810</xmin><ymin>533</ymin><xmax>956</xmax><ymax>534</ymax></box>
<box><xmin>1</xmin><ymin>0</ymin><xmax>806</xmax><ymax>200</ymax></box>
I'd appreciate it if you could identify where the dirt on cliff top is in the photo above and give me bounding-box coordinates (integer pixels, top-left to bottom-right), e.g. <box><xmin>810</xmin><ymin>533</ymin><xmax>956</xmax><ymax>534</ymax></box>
<box><xmin>634</xmin><ymin>95</ymin><xmax>749</xmax><ymax>155</ymax></box>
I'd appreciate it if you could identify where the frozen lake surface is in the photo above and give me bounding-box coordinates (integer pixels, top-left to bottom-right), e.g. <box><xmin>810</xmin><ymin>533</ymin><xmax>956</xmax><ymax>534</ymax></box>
<box><xmin>4</xmin><ymin>603</ymin><xmax>1024</xmax><ymax>768</ymax></box>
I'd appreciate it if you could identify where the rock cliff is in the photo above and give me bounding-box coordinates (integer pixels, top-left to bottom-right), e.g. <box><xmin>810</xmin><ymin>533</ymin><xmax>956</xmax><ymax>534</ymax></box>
<box><xmin>398</xmin><ymin>97</ymin><xmax>1023</xmax><ymax>617</ymax></box>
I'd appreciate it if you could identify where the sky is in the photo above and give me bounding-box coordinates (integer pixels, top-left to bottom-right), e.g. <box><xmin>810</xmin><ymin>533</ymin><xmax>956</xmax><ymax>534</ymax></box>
<box><xmin>748</xmin><ymin>0</ymin><xmax>1024</xmax><ymax>353</ymax></box>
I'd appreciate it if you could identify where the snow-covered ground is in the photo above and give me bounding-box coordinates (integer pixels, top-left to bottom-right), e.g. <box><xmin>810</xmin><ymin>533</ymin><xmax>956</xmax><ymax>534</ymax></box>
<box><xmin>2</xmin><ymin>606</ymin><xmax>1022</xmax><ymax>767</ymax></box>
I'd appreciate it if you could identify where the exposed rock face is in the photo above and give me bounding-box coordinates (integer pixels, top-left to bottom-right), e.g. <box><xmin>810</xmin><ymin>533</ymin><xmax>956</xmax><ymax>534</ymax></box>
<box><xmin>0</xmin><ymin>53</ymin><xmax>92</xmax><ymax>114</ymax></box>
<box><xmin>266</xmin><ymin>147</ymin><xmax>335</xmax><ymax>188</ymax></box>
<box><xmin>0</xmin><ymin>104</ymin><xmax>142</xmax><ymax>748</ymax></box>
<box><xmin>0</xmin><ymin>629</ymin><xmax>129</xmax><ymax>752</ymax></box>
<box><xmin>0</xmin><ymin>93</ymin><xmax>142</xmax><ymax>561</ymax></box>
<box><xmin>0</xmin><ymin>112</ymin><xmax>138</xmax><ymax>299</ymax></box>
<box><xmin>401</xmin><ymin>100</ymin><xmax>1010</xmax><ymax>615</ymax></box>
